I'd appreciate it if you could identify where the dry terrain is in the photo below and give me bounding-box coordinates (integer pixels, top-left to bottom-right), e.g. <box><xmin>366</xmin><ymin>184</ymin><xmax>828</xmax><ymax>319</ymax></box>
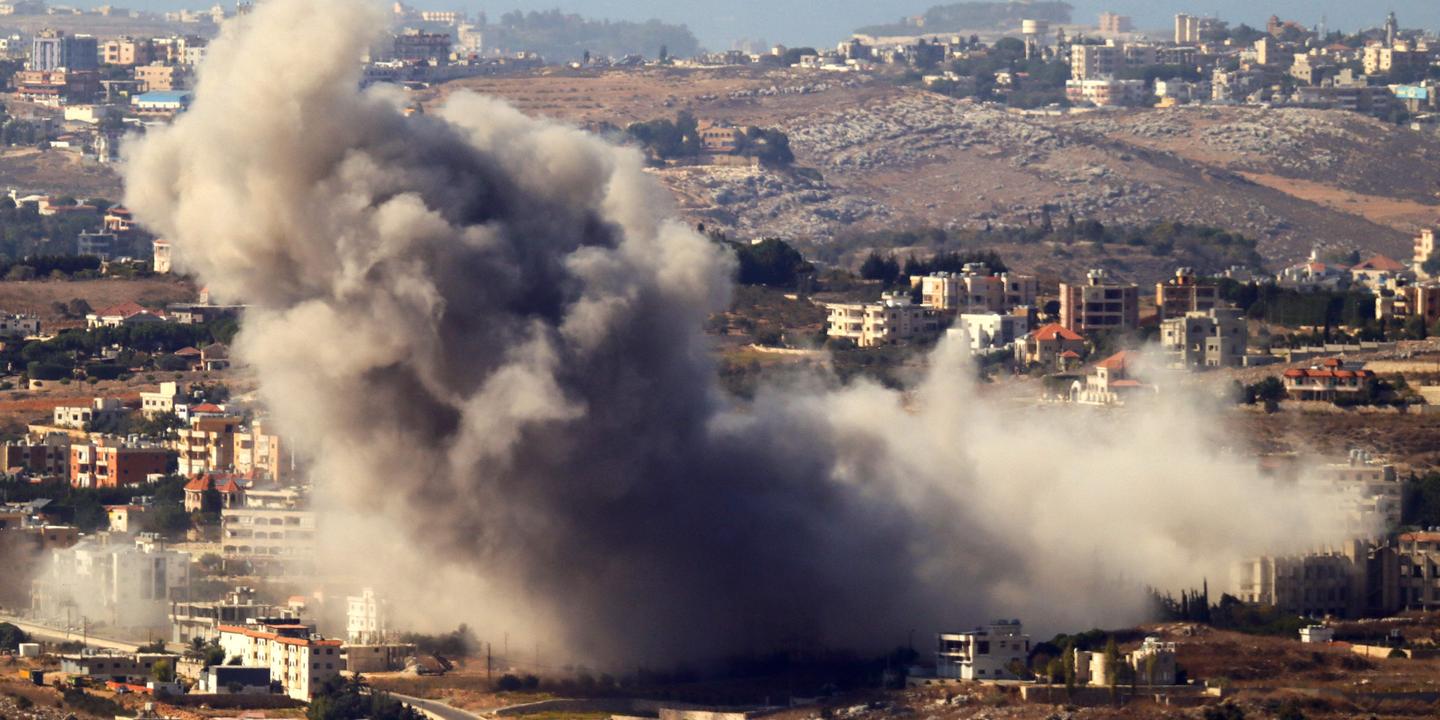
<box><xmin>0</xmin><ymin>147</ymin><xmax>124</xmax><ymax>199</ymax></box>
<box><xmin>0</xmin><ymin>276</ymin><xmax>196</xmax><ymax>329</ymax></box>
<box><xmin>425</xmin><ymin>67</ymin><xmax>1440</xmax><ymax>281</ymax></box>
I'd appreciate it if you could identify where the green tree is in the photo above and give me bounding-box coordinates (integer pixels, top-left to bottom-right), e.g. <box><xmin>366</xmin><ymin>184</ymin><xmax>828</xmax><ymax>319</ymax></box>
<box><xmin>152</xmin><ymin>659</ymin><xmax>176</xmax><ymax>683</ymax></box>
<box><xmin>0</xmin><ymin>622</ymin><xmax>28</xmax><ymax>650</ymax></box>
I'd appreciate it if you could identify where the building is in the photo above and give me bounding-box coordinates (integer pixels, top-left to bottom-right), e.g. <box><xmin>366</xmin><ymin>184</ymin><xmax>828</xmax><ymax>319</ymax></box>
<box><xmin>1350</xmin><ymin>254</ymin><xmax>1410</xmax><ymax>291</ymax></box>
<box><xmin>1098</xmin><ymin>12</ymin><xmax>1132</xmax><ymax>34</ymax></box>
<box><xmin>87</xmin><ymin>301</ymin><xmax>167</xmax><ymax>328</ymax></box>
<box><xmin>1276</xmin><ymin>250</ymin><xmax>1348</xmax><ymax>292</ymax></box>
<box><xmin>1159</xmin><ymin>308</ymin><xmax>1247</xmax><ymax>369</ymax></box>
<box><xmin>70</xmin><ymin>440</ymin><xmax>170</xmax><ymax>488</ymax></box>
<box><xmin>951</xmin><ymin>312</ymin><xmax>1030</xmax><ymax>354</ymax></box>
<box><xmin>1281</xmin><ymin>359</ymin><xmax>1376</xmax><ymax>402</ymax></box>
<box><xmin>105</xmin><ymin>503</ymin><xmax>149</xmax><ymax>533</ymax></box>
<box><xmin>217</xmin><ymin>621</ymin><xmax>342</xmax><ymax>700</ymax></box>
<box><xmin>913</xmin><ymin>265</ymin><xmax>1036</xmax><ymax>314</ymax></box>
<box><xmin>221</xmin><ymin>489</ymin><xmax>315</xmax><ymax>575</ymax></box>
<box><xmin>200</xmin><ymin>665</ymin><xmax>271</xmax><ymax>694</ymax></box>
<box><xmin>346</xmin><ymin>588</ymin><xmax>388</xmax><ymax>645</ymax></box>
<box><xmin>131</xmin><ymin>90</ymin><xmax>191</xmax><ymax>116</ymax></box>
<box><xmin>31</xmin><ymin>534</ymin><xmax>190</xmax><ymax>632</ymax></box>
<box><xmin>1155</xmin><ymin>268</ymin><xmax>1217</xmax><ymax>320</ymax></box>
<box><xmin>100</xmin><ymin>37</ymin><xmax>152</xmax><ymax>66</ymax></box>
<box><xmin>13</xmin><ymin>69</ymin><xmax>99</xmax><ymax>105</ymax></box>
<box><xmin>1295</xmin><ymin>85</ymin><xmax>1396</xmax><ymax>116</ymax></box>
<box><xmin>182</xmin><ymin>472</ymin><xmax>245</xmax><ymax>513</ymax></box>
<box><xmin>826</xmin><ymin>293</ymin><xmax>941</xmax><ymax>348</ymax></box>
<box><xmin>1174</xmin><ymin>14</ymin><xmax>1217</xmax><ymax>44</ymax></box>
<box><xmin>1415</xmin><ymin>228</ymin><xmax>1437</xmax><ymax>273</ymax></box>
<box><xmin>60</xmin><ymin>651</ymin><xmax>175</xmax><ymax>680</ymax></box>
<box><xmin>1232</xmin><ymin>540</ymin><xmax>1370</xmax><ymax>618</ymax></box>
<box><xmin>1014</xmin><ymin>323</ymin><xmax>1085</xmax><ymax>367</ymax></box>
<box><xmin>1070</xmin><ymin>43</ymin><xmax>1119</xmax><ymax>81</ymax></box>
<box><xmin>1299</xmin><ymin>625</ymin><xmax>1334</xmax><ymax>643</ymax></box>
<box><xmin>0</xmin><ymin>312</ymin><xmax>39</xmax><ymax>338</ymax></box>
<box><xmin>53</xmin><ymin>397</ymin><xmax>125</xmax><ymax>430</ymax></box>
<box><xmin>152</xmin><ymin>239</ymin><xmax>172</xmax><ymax>273</ymax></box>
<box><xmin>1</xmin><ymin>434</ymin><xmax>70</xmax><ymax>476</ymax></box>
<box><xmin>696</xmin><ymin>120</ymin><xmax>744</xmax><ymax>153</ymax></box>
<box><xmin>1066</xmin><ymin>78</ymin><xmax>1148</xmax><ymax>106</ymax></box>
<box><xmin>1073</xmin><ymin>637</ymin><xmax>1177</xmax><ymax>687</ymax></box>
<box><xmin>174</xmin><ymin>413</ymin><xmax>242</xmax><ymax>477</ymax></box>
<box><xmin>132</xmin><ymin>63</ymin><xmax>186</xmax><ymax>92</ymax></box>
<box><xmin>170</xmin><ymin>587</ymin><xmax>295</xmax><ymax>645</ymax></box>
<box><xmin>936</xmin><ymin>620</ymin><xmax>1030</xmax><ymax>680</ymax></box>
<box><xmin>234</xmin><ymin>419</ymin><xmax>286</xmax><ymax>482</ymax></box>
<box><xmin>31</xmin><ymin>29</ymin><xmax>97</xmax><ymax>71</ymax></box>
<box><xmin>77</xmin><ymin>230</ymin><xmax>119</xmax><ymax>259</ymax></box>
<box><xmin>393</xmin><ymin>29</ymin><xmax>450</xmax><ymax>61</ymax></box>
<box><xmin>345</xmin><ymin>642</ymin><xmax>418</xmax><ymax>673</ymax></box>
<box><xmin>1307</xmin><ymin>449</ymin><xmax>1403</xmax><ymax>535</ymax></box>
<box><xmin>1070</xmin><ymin>350</ymin><xmax>1152</xmax><ymax>405</ymax></box>
<box><xmin>1059</xmin><ymin>269</ymin><xmax>1139</xmax><ymax>333</ymax></box>
<box><xmin>1363</xmin><ymin>42</ymin><xmax>1430</xmax><ymax>77</ymax></box>
<box><xmin>140</xmin><ymin>381</ymin><xmax>184</xmax><ymax>418</ymax></box>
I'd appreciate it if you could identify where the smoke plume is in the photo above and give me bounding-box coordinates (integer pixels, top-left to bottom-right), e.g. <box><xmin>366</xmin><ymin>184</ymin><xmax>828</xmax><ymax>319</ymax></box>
<box><xmin>124</xmin><ymin>0</ymin><xmax>1350</xmax><ymax>666</ymax></box>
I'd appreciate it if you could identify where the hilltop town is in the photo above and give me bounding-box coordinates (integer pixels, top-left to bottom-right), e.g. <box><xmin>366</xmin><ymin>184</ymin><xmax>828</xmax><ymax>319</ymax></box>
<box><xmin>0</xmin><ymin>2</ymin><xmax>1439</xmax><ymax>720</ymax></box>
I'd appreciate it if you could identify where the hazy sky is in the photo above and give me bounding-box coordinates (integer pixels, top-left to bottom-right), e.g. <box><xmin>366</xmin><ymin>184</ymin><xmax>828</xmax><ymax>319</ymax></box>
<box><xmin>441</xmin><ymin>0</ymin><xmax>1438</xmax><ymax>50</ymax></box>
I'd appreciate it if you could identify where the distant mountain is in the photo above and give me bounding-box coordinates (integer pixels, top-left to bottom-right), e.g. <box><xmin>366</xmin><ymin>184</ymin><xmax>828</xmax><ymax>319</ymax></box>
<box><xmin>855</xmin><ymin>1</ymin><xmax>1072</xmax><ymax>37</ymax></box>
<box><xmin>482</xmin><ymin>9</ymin><xmax>698</xmax><ymax>61</ymax></box>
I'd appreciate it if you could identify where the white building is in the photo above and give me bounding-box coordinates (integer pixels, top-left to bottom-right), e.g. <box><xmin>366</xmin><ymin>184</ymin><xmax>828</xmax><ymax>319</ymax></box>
<box><xmin>140</xmin><ymin>381</ymin><xmax>185</xmax><ymax>418</ymax></box>
<box><xmin>0</xmin><ymin>313</ymin><xmax>39</xmax><ymax>338</ymax></box>
<box><xmin>1065</xmin><ymin>77</ymin><xmax>1148</xmax><ymax>107</ymax></box>
<box><xmin>1074</xmin><ymin>636</ymin><xmax>1177</xmax><ymax>686</ymax></box>
<box><xmin>30</xmin><ymin>534</ymin><xmax>190</xmax><ymax>633</ymax></box>
<box><xmin>936</xmin><ymin>620</ymin><xmax>1030</xmax><ymax>680</ymax></box>
<box><xmin>826</xmin><ymin>293</ymin><xmax>941</xmax><ymax>348</ymax></box>
<box><xmin>52</xmin><ymin>397</ymin><xmax>125</xmax><ymax>429</ymax></box>
<box><xmin>217</xmin><ymin>621</ymin><xmax>341</xmax><ymax>700</ymax></box>
<box><xmin>950</xmin><ymin>312</ymin><xmax>1030</xmax><ymax>354</ymax></box>
<box><xmin>345</xmin><ymin>588</ymin><xmax>389</xmax><ymax>645</ymax></box>
<box><xmin>221</xmin><ymin>489</ymin><xmax>315</xmax><ymax>575</ymax></box>
<box><xmin>1299</xmin><ymin>625</ymin><xmax>1334</xmax><ymax>643</ymax></box>
<box><xmin>913</xmin><ymin>265</ymin><xmax>1037</xmax><ymax>314</ymax></box>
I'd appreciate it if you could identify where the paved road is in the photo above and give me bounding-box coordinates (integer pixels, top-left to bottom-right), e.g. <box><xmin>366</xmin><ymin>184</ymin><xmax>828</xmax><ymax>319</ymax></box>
<box><xmin>0</xmin><ymin>615</ymin><xmax>140</xmax><ymax>652</ymax></box>
<box><xmin>390</xmin><ymin>692</ymin><xmax>487</xmax><ymax>720</ymax></box>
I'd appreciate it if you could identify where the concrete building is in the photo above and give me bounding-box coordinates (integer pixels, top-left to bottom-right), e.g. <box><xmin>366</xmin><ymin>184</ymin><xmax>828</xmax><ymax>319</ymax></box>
<box><xmin>31</xmin><ymin>534</ymin><xmax>190</xmax><ymax>633</ymax></box>
<box><xmin>1232</xmin><ymin>540</ymin><xmax>1370</xmax><ymax>618</ymax></box>
<box><xmin>1363</xmin><ymin>42</ymin><xmax>1430</xmax><ymax>77</ymax></box>
<box><xmin>1282</xmin><ymin>359</ymin><xmax>1376</xmax><ymax>402</ymax></box>
<box><xmin>344</xmin><ymin>643</ymin><xmax>417</xmax><ymax>673</ymax></box>
<box><xmin>936</xmin><ymin>620</ymin><xmax>1030</xmax><ymax>680</ymax></box>
<box><xmin>951</xmin><ymin>312</ymin><xmax>1030</xmax><ymax>354</ymax></box>
<box><xmin>140</xmin><ymin>382</ymin><xmax>184</xmax><ymax>418</ymax></box>
<box><xmin>345</xmin><ymin>588</ymin><xmax>388</xmax><ymax>645</ymax></box>
<box><xmin>30</xmin><ymin>29</ymin><xmax>97</xmax><ymax>71</ymax></box>
<box><xmin>1070</xmin><ymin>43</ymin><xmax>1119</xmax><ymax>81</ymax></box>
<box><xmin>1098</xmin><ymin>12</ymin><xmax>1132</xmax><ymax>34</ymax></box>
<box><xmin>1059</xmin><ymin>269</ymin><xmax>1139</xmax><ymax>333</ymax></box>
<box><xmin>1299</xmin><ymin>625</ymin><xmax>1334</xmax><ymax>643</ymax></box>
<box><xmin>60</xmin><ymin>651</ymin><xmax>175</xmax><ymax>680</ymax></box>
<box><xmin>1415</xmin><ymin>228</ymin><xmax>1437</xmax><ymax>273</ymax></box>
<box><xmin>826</xmin><ymin>293</ymin><xmax>941</xmax><ymax>348</ymax></box>
<box><xmin>70</xmin><ymin>440</ymin><xmax>170</xmax><ymax>488</ymax></box>
<box><xmin>182</xmin><ymin>472</ymin><xmax>244</xmax><ymax>513</ymax></box>
<box><xmin>200</xmin><ymin>665</ymin><xmax>271</xmax><ymax>694</ymax></box>
<box><xmin>1307</xmin><ymin>449</ymin><xmax>1402</xmax><ymax>536</ymax></box>
<box><xmin>217</xmin><ymin>621</ymin><xmax>341</xmax><ymax>700</ymax></box>
<box><xmin>696</xmin><ymin>120</ymin><xmax>744</xmax><ymax>153</ymax></box>
<box><xmin>1349</xmin><ymin>254</ymin><xmax>1410</xmax><ymax>291</ymax></box>
<box><xmin>1174</xmin><ymin>14</ymin><xmax>1215</xmax><ymax>44</ymax></box>
<box><xmin>132</xmin><ymin>63</ymin><xmax>185</xmax><ymax>92</ymax></box>
<box><xmin>1159</xmin><ymin>308</ymin><xmax>1247</xmax><ymax>369</ymax></box>
<box><xmin>393</xmin><ymin>29</ymin><xmax>450</xmax><ymax>60</ymax></box>
<box><xmin>173</xmin><ymin>413</ymin><xmax>243</xmax><ymax>477</ymax></box>
<box><xmin>1066</xmin><ymin>77</ymin><xmax>1148</xmax><ymax>106</ymax></box>
<box><xmin>170</xmin><ymin>587</ymin><xmax>296</xmax><ymax>645</ymax></box>
<box><xmin>913</xmin><ymin>265</ymin><xmax>1036</xmax><ymax>314</ymax></box>
<box><xmin>152</xmin><ymin>239</ymin><xmax>171</xmax><ymax>273</ymax></box>
<box><xmin>1154</xmin><ymin>268</ymin><xmax>1217</xmax><ymax>320</ymax></box>
<box><xmin>221</xmin><ymin>489</ymin><xmax>315</xmax><ymax>575</ymax></box>
<box><xmin>53</xmin><ymin>397</ymin><xmax>125</xmax><ymax>430</ymax></box>
<box><xmin>1073</xmin><ymin>636</ymin><xmax>1177</xmax><ymax>686</ymax></box>
<box><xmin>1</xmin><ymin>434</ymin><xmax>70</xmax><ymax>476</ymax></box>
<box><xmin>0</xmin><ymin>312</ymin><xmax>40</xmax><ymax>338</ymax></box>
<box><xmin>234</xmin><ymin>419</ymin><xmax>287</xmax><ymax>482</ymax></box>
<box><xmin>100</xmin><ymin>37</ymin><xmax>152</xmax><ymax>66</ymax></box>
<box><xmin>77</xmin><ymin>230</ymin><xmax>118</xmax><ymax>259</ymax></box>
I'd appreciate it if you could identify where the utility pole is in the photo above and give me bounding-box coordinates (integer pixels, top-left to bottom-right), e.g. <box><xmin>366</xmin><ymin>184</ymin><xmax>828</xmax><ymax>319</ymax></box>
<box><xmin>486</xmin><ymin>642</ymin><xmax>492</xmax><ymax>681</ymax></box>
<box><xmin>503</xmin><ymin>632</ymin><xmax>508</xmax><ymax>663</ymax></box>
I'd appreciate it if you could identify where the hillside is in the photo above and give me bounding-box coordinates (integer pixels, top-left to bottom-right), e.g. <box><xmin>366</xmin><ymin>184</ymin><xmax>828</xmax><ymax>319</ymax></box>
<box><xmin>427</xmin><ymin>68</ymin><xmax>1440</xmax><ymax>282</ymax></box>
<box><xmin>856</xmin><ymin>1</ymin><xmax>1074</xmax><ymax>37</ymax></box>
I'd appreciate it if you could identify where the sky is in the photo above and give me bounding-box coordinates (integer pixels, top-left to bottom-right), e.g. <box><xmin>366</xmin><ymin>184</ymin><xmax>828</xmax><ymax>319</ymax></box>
<box><xmin>438</xmin><ymin>0</ymin><xmax>1439</xmax><ymax>50</ymax></box>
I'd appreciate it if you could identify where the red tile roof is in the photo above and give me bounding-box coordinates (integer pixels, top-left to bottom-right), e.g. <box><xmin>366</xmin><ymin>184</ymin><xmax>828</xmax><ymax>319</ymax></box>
<box><xmin>1353</xmin><ymin>254</ymin><xmax>1406</xmax><ymax>272</ymax></box>
<box><xmin>94</xmin><ymin>300</ymin><xmax>149</xmax><ymax>318</ymax></box>
<box><xmin>190</xmin><ymin>402</ymin><xmax>224</xmax><ymax>413</ymax></box>
<box><xmin>1031</xmin><ymin>323</ymin><xmax>1083</xmax><ymax>341</ymax></box>
<box><xmin>1096</xmin><ymin>350</ymin><xmax>1140</xmax><ymax>371</ymax></box>
<box><xmin>1059</xmin><ymin>350</ymin><xmax>1081</xmax><ymax>359</ymax></box>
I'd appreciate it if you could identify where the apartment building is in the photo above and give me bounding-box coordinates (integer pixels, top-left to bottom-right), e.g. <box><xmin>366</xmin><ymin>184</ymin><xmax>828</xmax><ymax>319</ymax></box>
<box><xmin>1363</xmin><ymin>42</ymin><xmax>1430</xmax><ymax>76</ymax></box>
<box><xmin>1065</xmin><ymin>77</ymin><xmax>1147</xmax><ymax>106</ymax></box>
<box><xmin>346</xmin><ymin>588</ymin><xmax>389</xmax><ymax>645</ymax></box>
<box><xmin>1305</xmin><ymin>450</ymin><xmax>1403</xmax><ymax>535</ymax></box>
<box><xmin>1074</xmin><ymin>637</ymin><xmax>1177</xmax><ymax>687</ymax></box>
<box><xmin>1098</xmin><ymin>12</ymin><xmax>1132</xmax><ymax>34</ymax></box>
<box><xmin>1232</xmin><ymin>540</ymin><xmax>1370</xmax><ymax>619</ymax></box>
<box><xmin>140</xmin><ymin>382</ymin><xmax>185</xmax><ymax>417</ymax></box>
<box><xmin>217</xmin><ymin>621</ymin><xmax>341</xmax><ymax>700</ymax></box>
<box><xmin>99</xmin><ymin>37</ymin><xmax>152</xmax><ymax>65</ymax></box>
<box><xmin>174</xmin><ymin>413</ymin><xmax>242</xmax><ymax>477</ymax></box>
<box><xmin>1415</xmin><ymin>227</ymin><xmax>1437</xmax><ymax>272</ymax></box>
<box><xmin>1155</xmin><ymin>268</ymin><xmax>1218</xmax><ymax>320</ymax></box>
<box><xmin>31</xmin><ymin>534</ymin><xmax>190</xmax><ymax>632</ymax></box>
<box><xmin>913</xmin><ymin>265</ymin><xmax>1037</xmax><ymax>313</ymax></box>
<box><xmin>2</xmin><ymin>434</ymin><xmax>70</xmax><ymax>476</ymax></box>
<box><xmin>826</xmin><ymin>293</ymin><xmax>941</xmax><ymax>348</ymax></box>
<box><xmin>133</xmin><ymin>62</ymin><xmax>186</xmax><ymax>92</ymax></box>
<box><xmin>1069</xmin><ymin>43</ymin><xmax>1120</xmax><ymax>81</ymax></box>
<box><xmin>1059</xmin><ymin>269</ymin><xmax>1139</xmax><ymax>333</ymax></box>
<box><xmin>1392</xmin><ymin>531</ymin><xmax>1440</xmax><ymax>611</ymax></box>
<box><xmin>53</xmin><ymin>397</ymin><xmax>125</xmax><ymax>430</ymax></box>
<box><xmin>1282</xmin><ymin>359</ymin><xmax>1376</xmax><ymax>402</ymax></box>
<box><xmin>1159</xmin><ymin>307</ymin><xmax>1247</xmax><ymax>369</ymax></box>
<box><xmin>1071</xmin><ymin>350</ymin><xmax>1152</xmax><ymax>406</ymax></box>
<box><xmin>221</xmin><ymin>490</ymin><xmax>315</xmax><ymax>575</ymax></box>
<box><xmin>170</xmin><ymin>587</ymin><xmax>295</xmax><ymax>645</ymax></box>
<box><xmin>393</xmin><ymin>29</ymin><xmax>451</xmax><ymax>60</ymax></box>
<box><xmin>0</xmin><ymin>312</ymin><xmax>39</xmax><ymax>338</ymax></box>
<box><xmin>936</xmin><ymin>620</ymin><xmax>1030</xmax><ymax>680</ymax></box>
<box><xmin>1174</xmin><ymin>14</ymin><xmax>1215</xmax><ymax>44</ymax></box>
<box><xmin>234</xmin><ymin>419</ymin><xmax>287</xmax><ymax>482</ymax></box>
<box><xmin>951</xmin><ymin>311</ymin><xmax>1030</xmax><ymax>354</ymax></box>
<box><xmin>70</xmin><ymin>441</ymin><xmax>170</xmax><ymax>488</ymax></box>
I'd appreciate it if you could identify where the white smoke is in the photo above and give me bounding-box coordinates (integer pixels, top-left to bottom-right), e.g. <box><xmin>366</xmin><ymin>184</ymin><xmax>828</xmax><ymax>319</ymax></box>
<box><xmin>122</xmin><ymin>0</ymin><xmax>1350</xmax><ymax>667</ymax></box>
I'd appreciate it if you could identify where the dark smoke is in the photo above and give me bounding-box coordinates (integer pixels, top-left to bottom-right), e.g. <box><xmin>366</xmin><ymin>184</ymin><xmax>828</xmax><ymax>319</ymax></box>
<box><xmin>123</xmin><ymin>0</ymin><xmax>1350</xmax><ymax>667</ymax></box>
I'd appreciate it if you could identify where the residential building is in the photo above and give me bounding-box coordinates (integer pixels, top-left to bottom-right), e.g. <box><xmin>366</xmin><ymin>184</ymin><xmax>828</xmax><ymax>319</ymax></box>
<box><xmin>13</xmin><ymin>69</ymin><xmax>99</xmax><ymax>105</ymax></box>
<box><xmin>104</xmin><ymin>205</ymin><xmax>135</xmax><ymax>233</ymax></box>
<box><xmin>1299</xmin><ymin>625</ymin><xmax>1334</xmax><ymax>643</ymax></box>
<box><xmin>59</xmin><ymin>651</ymin><xmax>175</xmax><ymax>680</ymax></box>
<box><xmin>1098</xmin><ymin>12</ymin><xmax>1132</xmax><ymax>34</ymax></box>
<box><xmin>31</xmin><ymin>534</ymin><xmax>190</xmax><ymax>632</ymax></box>
<box><xmin>77</xmin><ymin>230</ymin><xmax>118</xmax><ymax>259</ymax></box>
<box><xmin>200</xmin><ymin>665</ymin><xmax>271</xmax><ymax>694</ymax></box>
<box><xmin>0</xmin><ymin>512</ymin><xmax>77</xmax><ymax>606</ymax></box>
<box><xmin>825</xmin><ymin>293</ymin><xmax>941</xmax><ymax>348</ymax></box>
<box><xmin>221</xmin><ymin>489</ymin><xmax>315</xmax><ymax>575</ymax></box>
<box><xmin>1392</xmin><ymin>531</ymin><xmax>1440</xmax><ymax>611</ymax></box>
<box><xmin>1070</xmin><ymin>350</ymin><xmax>1153</xmax><ymax>405</ymax></box>
<box><xmin>0</xmin><ymin>312</ymin><xmax>39</xmax><ymax>338</ymax></box>
<box><xmin>1295</xmin><ymin>85</ymin><xmax>1395</xmax><ymax>116</ymax></box>
<box><xmin>346</xmin><ymin>588</ymin><xmax>389</xmax><ymax>645</ymax></box>
<box><xmin>1363</xmin><ymin>42</ymin><xmax>1430</xmax><ymax>76</ymax></box>
<box><xmin>1174</xmin><ymin>14</ymin><xmax>1216</xmax><ymax>44</ymax></box>
<box><xmin>1154</xmin><ymin>268</ymin><xmax>1218</xmax><ymax>320</ymax></box>
<box><xmin>696</xmin><ymin>120</ymin><xmax>744</xmax><ymax>153</ymax></box>
<box><xmin>170</xmin><ymin>587</ymin><xmax>296</xmax><ymax>645</ymax></box>
<box><xmin>132</xmin><ymin>90</ymin><xmax>191</xmax><ymax>116</ymax></box>
<box><xmin>345</xmin><ymin>642</ymin><xmax>418</xmax><ymax>673</ymax></box>
<box><xmin>87</xmin><ymin>301</ymin><xmax>167</xmax><ymax>328</ymax></box>
<box><xmin>393</xmin><ymin>29</ymin><xmax>450</xmax><ymax>61</ymax></box>
<box><xmin>1281</xmin><ymin>359</ymin><xmax>1376</xmax><ymax>402</ymax></box>
<box><xmin>1059</xmin><ymin>269</ymin><xmax>1139</xmax><ymax>333</ymax></box>
<box><xmin>1073</xmin><ymin>636</ymin><xmax>1177</xmax><ymax>686</ymax></box>
<box><xmin>53</xmin><ymin>397</ymin><xmax>125</xmax><ymax>430</ymax></box>
<box><xmin>234</xmin><ymin>419</ymin><xmax>286</xmax><ymax>482</ymax></box>
<box><xmin>174</xmin><ymin>413</ymin><xmax>243</xmax><ymax>477</ymax></box>
<box><xmin>1</xmin><ymin>434</ymin><xmax>70</xmax><ymax>476</ymax></box>
<box><xmin>70</xmin><ymin>440</ymin><xmax>170</xmax><ymax>488</ymax></box>
<box><xmin>1415</xmin><ymin>228</ymin><xmax>1437</xmax><ymax>272</ymax></box>
<box><xmin>951</xmin><ymin>311</ymin><xmax>1029</xmax><ymax>354</ymax></box>
<box><xmin>1350</xmin><ymin>254</ymin><xmax>1410</xmax><ymax>291</ymax></box>
<box><xmin>1014</xmin><ymin>323</ymin><xmax>1085</xmax><ymax>367</ymax></box>
<box><xmin>217</xmin><ymin>620</ymin><xmax>341</xmax><ymax>700</ymax></box>
<box><xmin>105</xmin><ymin>503</ymin><xmax>149</xmax><ymax>532</ymax></box>
<box><xmin>936</xmin><ymin>620</ymin><xmax>1030</xmax><ymax>680</ymax></box>
<box><xmin>30</xmin><ymin>29</ymin><xmax>97</xmax><ymax>71</ymax></box>
<box><xmin>1306</xmin><ymin>449</ymin><xmax>1403</xmax><ymax>535</ymax></box>
<box><xmin>152</xmin><ymin>238</ymin><xmax>172</xmax><ymax>273</ymax></box>
<box><xmin>913</xmin><ymin>265</ymin><xmax>1036</xmax><ymax>314</ymax></box>
<box><xmin>140</xmin><ymin>382</ymin><xmax>184</xmax><ymax>418</ymax></box>
<box><xmin>1159</xmin><ymin>308</ymin><xmax>1247</xmax><ymax>369</ymax></box>
<box><xmin>1276</xmin><ymin>249</ymin><xmax>1348</xmax><ymax>291</ymax></box>
<box><xmin>183</xmin><ymin>472</ymin><xmax>245</xmax><ymax>513</ymax></box>
<box><xmin>132</xmin><ymin>63</ymin><xmax>186</xmax><ymax>91</ymax></box>
<box><xmin>100</xmin><ymin>37</ymin><xmax>152</xmax><ymax>66</ymax></box>
<box><xmin>1232</xmin><ymin>540</ymin><xmax>1370</xmax><ymax>618</ymax></box>
<box><xmin>1070</xmin><ymin>43</ymin><xmax>1119</xmax><ymax>81</ymax></box>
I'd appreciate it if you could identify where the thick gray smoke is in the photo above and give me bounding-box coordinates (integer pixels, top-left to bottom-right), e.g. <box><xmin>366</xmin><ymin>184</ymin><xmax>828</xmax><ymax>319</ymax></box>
<box><xmin>124</xmin><ymin>0</ymin><xmax>1350</xmax><ymax>666</ymax></box>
